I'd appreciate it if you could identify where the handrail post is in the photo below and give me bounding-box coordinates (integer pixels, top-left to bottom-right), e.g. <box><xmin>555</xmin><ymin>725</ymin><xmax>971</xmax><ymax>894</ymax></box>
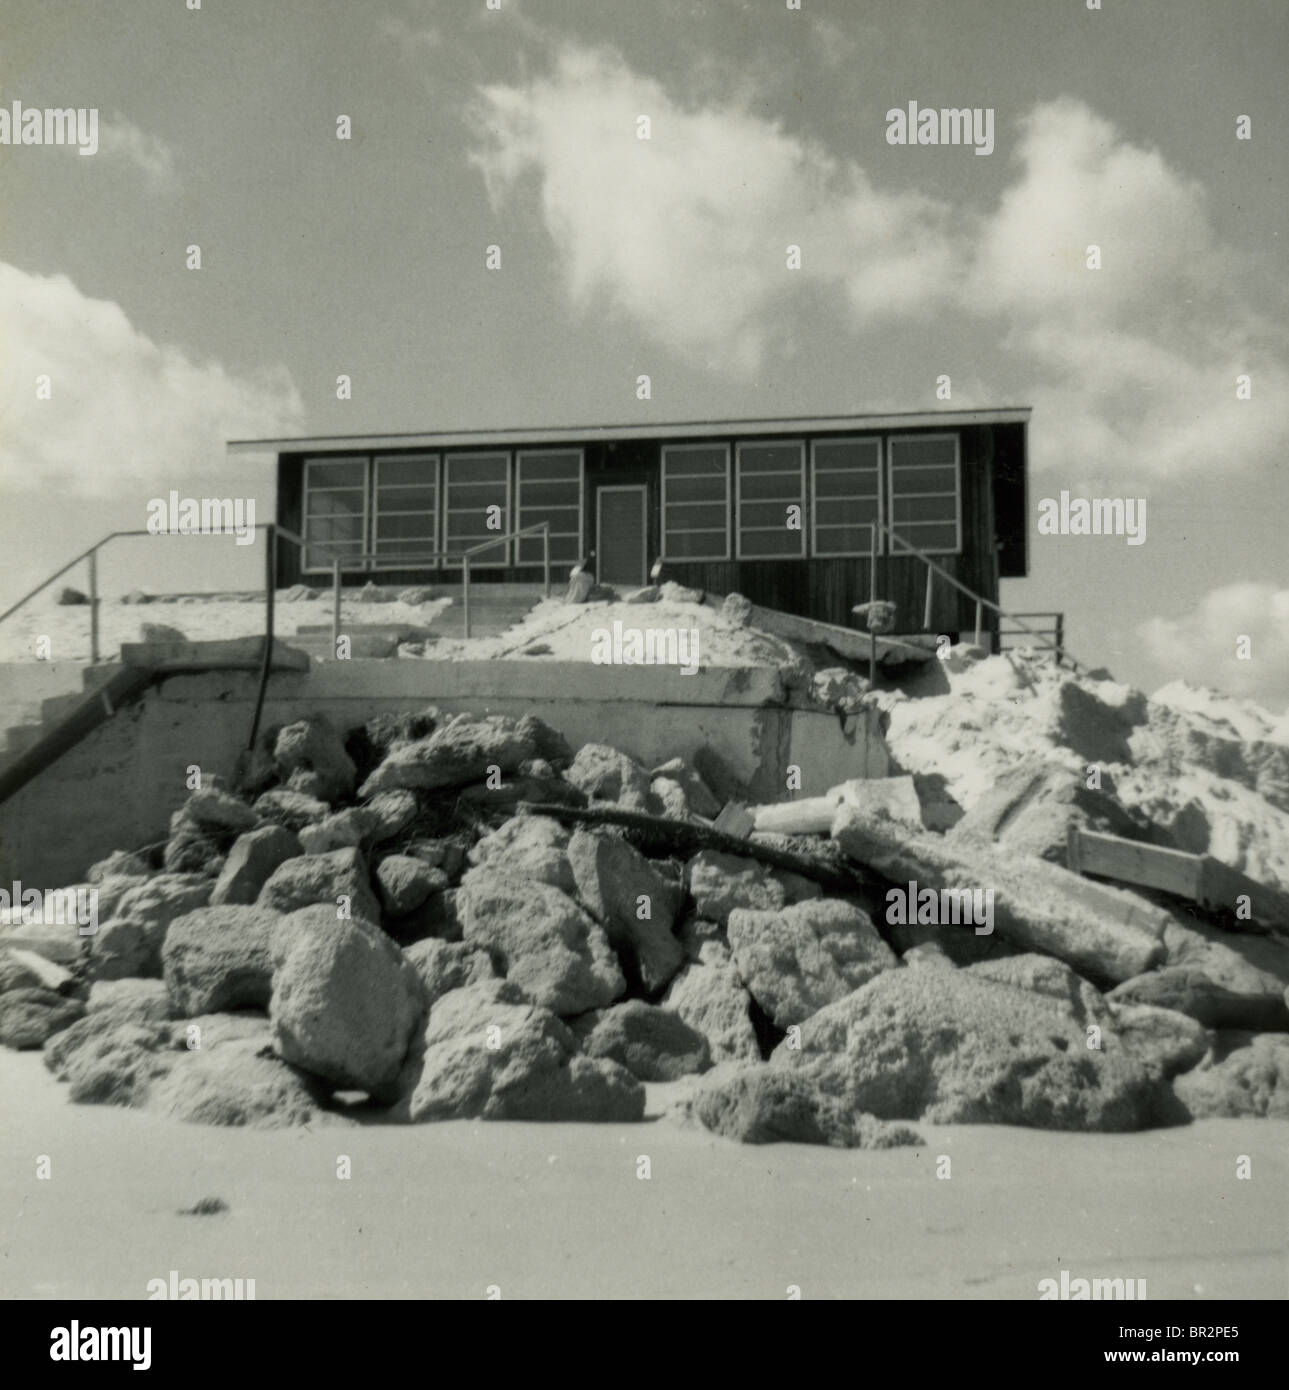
<box><xmin>331</xmin><ymin>558</ymin><xmax>342</xmax><ymax>656</ymax></box>
<box><xmin>974</xmin><ymin>599</ymin><xmax>983</xmax><ymax>650</ymax></box>
<box><xmin>923</xmin><ymin>566</ymin><xmax>933</xmax><ymax>632</ymax></box>
<box><xmin>88</xmin><ymin>549</ymin><xmax>99</xmax><ymax>665</ymax></box>
<box><xmin>543</xmin><ymin>523</ymin><xmax>550</xmax><ymax>599</ymax></box>
<box><xmin>1056</xmin><ymin>612</ymin><xmax>1064</xmax><ymax>666</ymax></box>
<box><xmin>463</xmin><ymin>554</ymin><xmax>471</xmax><ymax>639</ymax></box>
<box><xmin>869</xmin><ymin>524</ymin><xmax>877</xmax><ymax>603</ymax></box>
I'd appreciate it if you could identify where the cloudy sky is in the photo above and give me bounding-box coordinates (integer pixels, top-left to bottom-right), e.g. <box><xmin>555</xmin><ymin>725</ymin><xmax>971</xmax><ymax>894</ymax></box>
<box><xmin>2</xmin><ymin>0</ymin><xmax>1286</xmax><ymax>705</ymax></box>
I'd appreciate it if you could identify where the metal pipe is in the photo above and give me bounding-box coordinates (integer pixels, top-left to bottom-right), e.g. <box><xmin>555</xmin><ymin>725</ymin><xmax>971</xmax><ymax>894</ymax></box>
<box><xmin>246</xmin><ymin>524</ymin><xmax>276</xmax><ymax>754</ymax></box>
<box><xmin>88</xmin><ymin>549</ymin><xmax>99</xmax><ymax>665</ymax></box>
<box><xmin>463</xmin><ymin>554</ymin><xmax>471</xmax><ymax>639</ymax></box>
<box><xmin>869</xmin><ymin>524</ymin><xmax>877</xmax><ymax>603</ymax></box>
<box><xmin>974</xmin><ymin>600</ymin><xmax>983</xmax><ymax>649</ymax></box>
<box><xmin>543</xmin><ymin>524</ymin><xmax>550</xmax><ymax>599</ymax></box>
<box><xmin>923</xmin><ymin>566</ymin><xmax>933</xmax><ymax>631</ymax></box>
<box><xmin>331</xmin><ymin>558</ymin><xmax>342</xmax><ymax>656</ymax></box>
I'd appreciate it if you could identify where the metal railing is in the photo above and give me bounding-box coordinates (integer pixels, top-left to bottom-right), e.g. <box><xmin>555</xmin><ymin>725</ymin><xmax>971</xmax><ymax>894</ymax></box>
<box><xmin>864</xmin><ymin>520</ymin><xmax>1080</xmax><ymax>671</ymax></box>
<box><xmin>999</xmin><ymin>612</ymin><xmax>1065</xmax><ymax>663</ymax></box>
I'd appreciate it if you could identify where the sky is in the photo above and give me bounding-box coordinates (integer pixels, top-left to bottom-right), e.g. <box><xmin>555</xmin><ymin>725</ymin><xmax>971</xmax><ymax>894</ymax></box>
<box><xmin>1</xmin><ymin>0</ymin><xmax>1286</xmax><ymax>706</ymax></box>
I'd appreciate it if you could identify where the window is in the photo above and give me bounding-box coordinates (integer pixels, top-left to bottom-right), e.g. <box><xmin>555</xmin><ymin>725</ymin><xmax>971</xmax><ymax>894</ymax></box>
<box><xmin>736</xmin><ymin>441</ymin><xmax>805</xmax><ymax>559</ymax></box>
<box><xmin>810</xmin><ymin>438</ymin><xmax>881</xmax><ymax>557</ymax></box>
<box><xmin>444</xmin><ymin>452</ymin><xmax>510</xmax><ymax>566</ymax></box>
<box><xmin>372</xmin><ymin>454</ymin><xmax>440</xmax><ymax>568</ymax></box>
<box><xmin>302</xmin><ymin>457</ymin><xmax>367</xmax><ymax>573</ymax></box>
<box><xmin>887</xmin><ymin>434</ymin><xmax>961</xmax><ymax>555</ymax></box>
<box><xmin>516</xmin><ymin>450</ymin><xmax>583</xmax><ymax>566</ymax></box>
<box><xmin>661</xmin><ymin>444</ymin><xmax>730</xmax><ymax>560</ymax></box>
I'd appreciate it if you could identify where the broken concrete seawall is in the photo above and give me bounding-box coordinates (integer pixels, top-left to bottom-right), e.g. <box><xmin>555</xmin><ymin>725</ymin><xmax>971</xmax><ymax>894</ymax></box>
<box><xmin>0</xmin><ymin>659</ymin><xmax>889</xmax><ymax>884</ymax></box>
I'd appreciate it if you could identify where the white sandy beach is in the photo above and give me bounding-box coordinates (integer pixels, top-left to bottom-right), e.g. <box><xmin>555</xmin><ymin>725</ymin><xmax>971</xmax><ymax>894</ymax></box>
<box><xmin>2</xmin><ymin>1050</ymin><xmax>1284</xmax><ymax>1301</ymax></box>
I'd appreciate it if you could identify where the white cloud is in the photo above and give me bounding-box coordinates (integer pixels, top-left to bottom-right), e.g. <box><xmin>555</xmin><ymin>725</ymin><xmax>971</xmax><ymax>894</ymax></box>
<box><xmin>1139</xmin><ymin>583</ymin><xmax>1289</xmax><ymax>705</ymax></box>
<box><xmin>470</xmin><ymin>44</ymin><xmax>961</xmax><ymax>375</ymax></box>
<box><xmin>0</xmin><ymin>261</ymin><xmax>303</xmax><ymax>499</ymax></box>
<box><xmin>469</xmin><ymin>47</ymin><xmax>1288</xmax><ymax>479</ymax></box>
<box><xmin>97</xmin><ymin>113</ymin><xmax>179</xmax><ymax>189</ymax></box>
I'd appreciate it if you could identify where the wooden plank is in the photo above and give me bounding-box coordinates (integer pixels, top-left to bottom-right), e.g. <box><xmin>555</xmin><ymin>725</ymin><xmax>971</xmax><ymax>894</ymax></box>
<box><xmin>1066</xmin><ymin>825</ymin><xmax>1205</xmax><ymax>900</ymax></box>
<box><xmin>1197</xmin><ymin>857</ymin><xmax>1289</xmax><ymax>928</ymax></box>
<box><xmin>729</xmin><ymin>598</ymin><xmax>933</xmax><ymax>666</ymax></box>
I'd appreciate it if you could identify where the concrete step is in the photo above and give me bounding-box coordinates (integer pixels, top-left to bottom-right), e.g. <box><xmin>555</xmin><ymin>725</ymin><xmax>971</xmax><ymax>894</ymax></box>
<box><xmin>3</xmin><ymin>724</ymin><xmax>46</xmax><ymax>757</ymax></box>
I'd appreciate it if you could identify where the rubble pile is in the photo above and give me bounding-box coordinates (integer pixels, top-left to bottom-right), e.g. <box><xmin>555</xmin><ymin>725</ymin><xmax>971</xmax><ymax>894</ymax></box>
<box><xmin>2</xmin><ymin>651</ymin><xmax>1287</xmax><ymax>1145</ymax></box>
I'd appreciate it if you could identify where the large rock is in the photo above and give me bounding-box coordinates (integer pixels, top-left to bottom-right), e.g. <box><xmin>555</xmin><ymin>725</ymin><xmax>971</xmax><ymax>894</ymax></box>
<box><xmin>297</xmin><ymin>809</ymin><xmax>375</xmax><ymax>856</ymax></box>
<box><xmin>258</xmin><ymin>847</ymin><xmax>382</xmax><ymax>925</ymax></box>
<box><xmin>0</xmin><ymin>949</ymin><xmax>45</xmax><ymax>994</ymax></box>
<box><xmin>0</xmin><ymin>988</ymin><xmax>84</xmax><ymax>1049</ymax></box>
<box><xmin>949</xmin><ymin>763</ymin><xmax>1142</xmax><ymax>863</ymax></box>
<box><xmin>567</xmin><ymin>829</ymin><xmax>684</xmax><ymax>993</ymax></box>
<box><xmin>1107</xmin><ymin>1003</ymin><xmax>1210</xmax><ymax>1081</ymax></box>
<box><xmin>832</xmin><ymin>806</ymin><xmax>1167</xmax><ymax>985</ymax></box>
<box><xmin>182</xmin><ymin>787</ymin><xmax>258</xmax><ymax>833</ymax></box>
<box><xmin>686</xmin><ymin>850</ymin><xmax>820</xmax><ymax>928</ymax></box>
<box><xmin>162</xmin><ymin>905</ymin><xmax>284</xmax><ymax>1015</ymax></box>
<box><xmin>90</xmin><ymin>874</ymin><xmax>212</xmax><ymax>980</ymax></box>
<box><xmin>1107</xmin><ymin>966</ymin><xmax>1288</xmax><ymax>1032</ymax></box>
<box><xmin>363</xmin><ymin>789</ymin><xmax>421</xmax><ymax>843</ymax></box>
<box><xmin>270</xmin><ymin>906</ymin><xmax>425</xmax><ymax>1097</ymax></box>
<box><xmin>564</xmin><ymin>743</ymin><xmax>657</xmax><ymax>812</ymax></box>
<box><xmin>87</xmin><ymin>849</ymin><xmax>150</xmax><ymax>883</ymax></box>
<box><xmin>148</xmin><ymin>1039</ymin><xmax>329</xmax><ymax>1128</ymax></box>
<box><xmin>967</xmin><ymin>953</ymin><xmax>1112</xmax><ymax>1024</ymax></box>
<box><xmin>1160</xmin><ymin>911</ymin><xmax>1289</xmax><ymax>1029</ymax></box>
<box><xmin>663</xmin><ymin>959</ymin><xmax>760</xmax><ymax>1062</ymax></box>
<box><xmin>401</xmin><ymin>980</ymin><xmax>644</xmax><ymax>1123</ymax></box>
<box><xmin>775</xmin><ymin>965</ymin><xmax>1159</xmax><ymax>1131</ymax></box>
<box><xmin>358</xmin><ymin>713</ymin><xmax>554</xmax><ymax>796</ymax></box>
<box><xmin>467</xmin><ymin>815</ymin><xmax>576</xmax><ymax>894</ymax></box>
<box><xmin>402</xmin><ymin>938</ymin><xmax>497</xmax><ymax>1007</ymax></box>
<box><xmin>211</xmin><ymin>826</ymin><xmax>302</xmax><ymax>906</ymax></box>
<box><xmin>576</xmin><ymin>1000</ymin><xmax>710</xmax><ymax>1081</ymax></box>
<box><xmin>86</xmin><ymin>978</ymin><xmax>172</xmax><ymax>1026</ymax></box>
<box><xmin>1173</xmin><ymin>1031</ymin><xmax>1289</xmax><ymax>1118</ymax></box>
<box><xmin>649</xmin><ymin>757</ymin><xmax>721</xmax><ymax>818</ymax></box>
<box><xmin>675</xmin><ymin>1063</ymin><xmax>922</xmax><ymax>1148</ymax></box>
<box><xmin>44</xmin><ymin>1018</ymin><xmax>176</xmax><ymax>1105</ymax></box>
<box><xmin>460</xmin><ymin>875</ymin><xmax>625</xmax><ymax>1015</ymax></box>
<box><xmin>375</xmin><ymin>855</ymin><xmax>440</xmax><ymax>916</ymax></box>
<box><xmin>1053</xmin><ymin>678</ymin><xmax>1146</xmax><ymax>764</ymax></box>
<box><xmin>252</xmin><ymin>788</ymin><xmax>331</xmax><ymax>831</ymax></box>
<box><xmin>727</xmin><ymin>898</ymin><xmax>898</xmax><ymax>1030</ymax></box>
<box><xmin>162</xmin><ymin>813</ymin><xmax>223</xmax><ymax>876</ymax></box>
<box><xmin>273</xmin><ymin>715</ymin><xmax>357</xmax><ymax>802</ymax></box>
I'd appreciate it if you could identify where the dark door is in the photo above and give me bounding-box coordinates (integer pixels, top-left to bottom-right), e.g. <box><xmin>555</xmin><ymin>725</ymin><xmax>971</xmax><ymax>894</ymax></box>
<box><xmin>596</xmin><ymin>485</ymin><xmax>647</xmax><ymax>587</ymax></box>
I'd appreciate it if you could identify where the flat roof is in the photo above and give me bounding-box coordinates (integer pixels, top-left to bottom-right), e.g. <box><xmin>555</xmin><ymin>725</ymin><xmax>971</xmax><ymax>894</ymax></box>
<box><xmin>228</xmin><ymin>407</ymin><xmax>1032</xmax><ymax>455</ymax></box>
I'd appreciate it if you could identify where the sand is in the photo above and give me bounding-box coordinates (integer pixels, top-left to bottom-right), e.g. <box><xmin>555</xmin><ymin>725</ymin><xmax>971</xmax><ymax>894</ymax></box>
<box><xmin>2</xmin><ymin>1050</ymin><xmax>1285</xmax><ymax>1300</ymax></box>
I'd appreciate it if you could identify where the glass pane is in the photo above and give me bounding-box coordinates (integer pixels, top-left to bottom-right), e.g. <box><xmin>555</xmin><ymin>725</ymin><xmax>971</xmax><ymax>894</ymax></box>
<box><xmin>891</xmin><ymin>464</ymin><xmax>957</xmax><ymax>495</ymax></box>
<box><xmin>376</xmin><ymin>487</ymin><xmax>437</xmax><ymax>513</ymax></box>
<box><xmin>893</xmin><ymin>494</ymin><xmax>956</xmax><ymax>523</ymax></box>
<box><xmin>739</xmin><ymin>444</ymin><xmax>803</xmax><ymax>473</ymax></box>
<box><xmin>664</xmin><ymin>447</ymin><xmax>727</xmax><ymax>476</ymax></box>
<box><xmin>376</xmin><ymin>514</ymin><xmax>438</xmax><ymax>541</ymax></box>
<box><xmin>813</xmin><ymin>440</ymin><xmax>879</xmax><ymax>470</ymax></box>
<box><xmin>306</xmin><ymin>489</ymin><xmax>364</xmax><ymax>517</ymax></box>
<box><xmin>740</xmin><ymin>500</ymin><xmax>795</xmax><ymax>529</ymax></box>
<box><xmin>666</xmin><ymin>474</ymin><xmax>726</xmax><ymax>504</ymax></box>
<box><xmin>741</xmin><ymin>528</ymin><xmax>804</xmax><ymax>557</ymax></box>
<box><xmin>518</xmin><ymin>452</ymin><xmax>581</xmax><ymax>481</ymax></box>
<box><xmin>664</xmin><ymin>529</ymin><xmax>726</xmax><ymax>559</ymax></box>
<box><xmin>740</xmin><ymin>471</ymin><xmax>801</xmax><ymax>501</ymax></box>
<box><xmin>520</xmin><ymin>480</ymin><xmax>580</xmax><ymax>509</ymax></box>
<box><xmin>376</xmin><ymin>456</ymin><xmax>438</xmax><ymax>486</ymax></box>
<box><xmin>446</xmin><ymin>453</ymin><xmax>508</xmax><ymax>483</ymax></box>
<box><xmin>824</xmin><ymin>497</ymin><xmax>880</xmax><ymax>525</ymax></box>
<box><xmin>665</xmin><ymin>502</ymin><xmax>727</xmax><ymax>531</ymax></box>
<box><xmin>814</xmin><ymin>469</ymin><xmax>878</xmax><ymax>499</ymax></box>
<box><xmin>307</xmin><ymin>514</ymin><xmax>363</xmax><ymax>543</ymax></box>
<box><xmin>889</xmin><ymin>436</ymin><xmax>956</xmax><ymax>468</ymax></box>
<box><xmin>893</xmin><ymin>521</ymin><xmax>958</xmax><ymax>551</ymax></box>
<box><xmin>305</xmin><ymin>458</ymin><xmax>366</xmax><ymax>487</ymax></box>
<box><xmin>518</xmin><ymin>535</ymin><xmax>580</xmax><ymax>563</ymax></box>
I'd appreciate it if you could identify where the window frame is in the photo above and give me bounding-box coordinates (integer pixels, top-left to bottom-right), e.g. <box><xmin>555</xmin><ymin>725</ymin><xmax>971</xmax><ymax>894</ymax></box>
<box><xmin>514</xmin><ymin>447</ymin><xmax>585</xmax><ymax>568</ymax></box>
<box><xmin>885</xmin><ymin>432</ymin><xmax>962</xmax><ymax>557</ymax></box>
<box><xmin>370</xmin><ymin>453</ymin><xmax>441</xmax><ymax>571</ymax></box>
<box><xmin>442</xmin><ymin>450</ymin><xmax>512</xmax><ymax>569</ymax></box>
<box><xmin>660</xmin><ymin>441</ymin><xmax>732</xmax><ymax>562</ymax></box>
<box><xmin>734</xmin><ymin>439</ymin><xmax>806</xmax><ymax>562</ymax></box>
<box><xmin>301</xmin><ymin>455</ymin><xmax>370</xmax><ymax>576</ymax></box>
<box><xmin>808</xmin><ymin>436</ymin><xmax>884</xmax><ymax>559</ymax></box>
